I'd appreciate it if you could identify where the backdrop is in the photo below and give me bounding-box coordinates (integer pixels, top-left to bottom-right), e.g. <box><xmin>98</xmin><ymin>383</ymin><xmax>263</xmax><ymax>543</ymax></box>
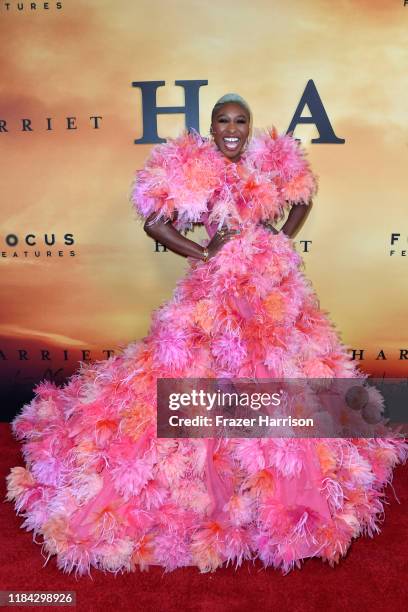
<box><xmin>1</xmin><ymin>0</ymin><xmax>407</xmax><ymax>419</ymax></box>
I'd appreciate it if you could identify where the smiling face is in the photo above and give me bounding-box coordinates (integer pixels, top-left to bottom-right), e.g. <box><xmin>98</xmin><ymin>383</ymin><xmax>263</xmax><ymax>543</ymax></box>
<box><xmin>211</xmin><ymin>102</ymin><xmax>250</xmax><ymax>162</ymax></box>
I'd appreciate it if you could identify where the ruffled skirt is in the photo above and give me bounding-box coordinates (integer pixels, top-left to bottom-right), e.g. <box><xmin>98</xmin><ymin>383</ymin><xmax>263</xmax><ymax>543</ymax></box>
<box><xmin>7</xmin><ymin>226</ymin><xmax>408</xmax><ymax>574</ymax></box>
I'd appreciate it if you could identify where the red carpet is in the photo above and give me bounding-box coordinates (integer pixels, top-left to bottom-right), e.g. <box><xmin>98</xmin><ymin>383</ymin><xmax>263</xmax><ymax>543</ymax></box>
<box><xmin>1</xmin><ymin>423</ymin><xmax>407</xmax><ymax>612</ymax></box>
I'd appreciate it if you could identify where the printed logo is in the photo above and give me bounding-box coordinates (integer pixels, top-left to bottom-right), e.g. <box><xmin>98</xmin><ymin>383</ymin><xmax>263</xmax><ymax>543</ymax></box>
<box><xmin>0</xmin><ymin>2</ymin><xmax>63</xmax><ymax>12</ymax></box>
<box><xmin>389</xmin><ymin>233</ymin><xmax>407</xmax><ymax>256</ymax></box>
<box><xmin>349</xmin><ymin>348</ymin><xmax>408</xmax><ymax>361</ymax></box>
<box><xmin>1</xmin><ymin>232</ymin><xmax>77</xmax><ymax>260</ymax></box>
<box><xmin>152</xmin><ymin>238</ymin><xmax>313</xmax><ymax>254</ymax></box>
<box><xmin>0</xmin><ymin>116</ymin><xmax>102</xmax><ymax>134</ymax></box>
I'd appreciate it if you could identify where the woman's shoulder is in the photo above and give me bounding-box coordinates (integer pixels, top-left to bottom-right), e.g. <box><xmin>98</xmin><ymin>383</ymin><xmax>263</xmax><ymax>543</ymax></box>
<box><xmin>131</xmin><ymin>130</ymin><xmax>225</xmax><ymax>231</ymax></box>
<box><xmin>245</xmin><ymin>127</ymin><xmax>311</xmax><ymax>176</ymax></box>
<box><xmin>245</xmin><ymin>127</ymin><xmax>318</xmax><ymax>204</ymax></box>
<box><xmin>142</xmin><ymin>129</ymin><xmax>218</xmax><ymax>167</ymax></box>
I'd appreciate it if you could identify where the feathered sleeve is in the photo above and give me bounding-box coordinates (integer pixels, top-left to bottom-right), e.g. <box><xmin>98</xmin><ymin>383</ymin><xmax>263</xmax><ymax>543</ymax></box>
<box><xmin>130</xmin><ymin>130</ymin><xmax>225</xmax><ymax>232</ymax></box>
<box><xmin>246</xmin><ymin>127</ymin><xmax>318</xmax><ymax>207</ymax></box>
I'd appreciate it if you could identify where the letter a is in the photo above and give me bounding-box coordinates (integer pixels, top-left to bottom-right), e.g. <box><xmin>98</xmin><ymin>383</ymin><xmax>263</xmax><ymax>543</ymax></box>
<box><xmin>287</xmin><ymin>80</ymin><xmax>345</xmax><ymax>144</ymax></box>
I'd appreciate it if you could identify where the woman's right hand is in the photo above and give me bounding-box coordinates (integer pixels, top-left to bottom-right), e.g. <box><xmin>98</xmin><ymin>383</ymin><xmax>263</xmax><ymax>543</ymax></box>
<box><xmin>143</xmin><ymin>213</ymin><xmax>241</xmax><ymax>263</ymax></box>
<box><xmin>206</xmin><ymin>225</ymin><xmax>241</xmax><ymax>259</ymax></box>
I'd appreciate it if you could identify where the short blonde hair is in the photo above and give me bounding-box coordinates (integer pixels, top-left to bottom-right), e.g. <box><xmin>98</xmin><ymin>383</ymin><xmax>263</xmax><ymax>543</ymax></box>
<box><xmin>211</xmin><ymin>93</ymin><xmax>251</xmax><ymax>122</ymax></box>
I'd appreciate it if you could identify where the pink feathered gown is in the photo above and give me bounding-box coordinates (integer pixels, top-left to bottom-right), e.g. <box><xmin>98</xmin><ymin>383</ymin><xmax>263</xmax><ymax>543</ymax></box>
<box><xmin>6</xmin><ymin>129</ymin><xmax>408</xmax><ymax>575</ymax></box>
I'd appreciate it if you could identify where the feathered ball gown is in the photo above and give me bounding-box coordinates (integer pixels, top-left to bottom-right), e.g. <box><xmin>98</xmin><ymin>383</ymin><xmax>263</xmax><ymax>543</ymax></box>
<box><xmin>6</xmin><ymin>128</ymin><xmax>407</xmax><ymax>575</ymax></box>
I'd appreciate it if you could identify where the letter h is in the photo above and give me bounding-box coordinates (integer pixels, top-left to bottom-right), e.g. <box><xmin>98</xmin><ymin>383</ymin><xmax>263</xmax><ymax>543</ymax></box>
<box><xmin>132</xmin><ymin>80</ymin><xmax>208</xmax><ymax>144</ymax></box>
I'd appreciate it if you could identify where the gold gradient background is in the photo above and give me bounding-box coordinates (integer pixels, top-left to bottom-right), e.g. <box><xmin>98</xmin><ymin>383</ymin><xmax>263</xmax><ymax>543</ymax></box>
<box><xmin>1</xmin><ymin>0</ymin><xmax>407</xmax><ymax>381</ymax></box>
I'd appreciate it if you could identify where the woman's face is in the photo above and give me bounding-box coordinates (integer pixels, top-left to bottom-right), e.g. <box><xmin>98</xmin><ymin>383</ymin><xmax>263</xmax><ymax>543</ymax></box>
<box><xmin>211</xmin><ymin>102</ymin><xmax>250</xmax><ymax>162</ymax></box>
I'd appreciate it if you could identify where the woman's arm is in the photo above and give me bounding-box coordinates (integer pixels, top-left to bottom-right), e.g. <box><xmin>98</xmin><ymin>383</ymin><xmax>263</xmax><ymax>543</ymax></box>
<box><xmin>143</xmin><ymin>213</ymin><xmax>239</xmax><ymax>260</ymax></box>
<box><xmin>262</xmin><ymin>202</ymin><xmax>312</xmax><ymax>238</ymax></box>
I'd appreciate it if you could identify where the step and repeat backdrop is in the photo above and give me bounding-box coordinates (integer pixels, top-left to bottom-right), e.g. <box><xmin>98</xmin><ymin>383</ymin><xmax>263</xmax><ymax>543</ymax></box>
<box><xmin>1</xmin><ymin>0</ymin><xmax>407</xmax><ymax>419</ymax></box>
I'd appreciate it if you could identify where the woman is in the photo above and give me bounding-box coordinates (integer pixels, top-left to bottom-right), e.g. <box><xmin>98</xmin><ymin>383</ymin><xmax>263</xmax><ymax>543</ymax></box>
<box><xmin>6</xmin><ymin>93</ymin><xmax>407</xmax><ymax>575</ymax></box>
